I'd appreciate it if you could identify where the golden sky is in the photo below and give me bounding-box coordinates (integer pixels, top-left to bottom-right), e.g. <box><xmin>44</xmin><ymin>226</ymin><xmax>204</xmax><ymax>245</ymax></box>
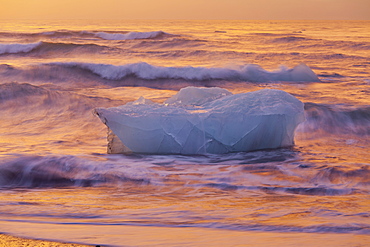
<box><xmin>0</xmin><ymin>0</ymin><xmax>369</xmax><ymax>20</ymax></box>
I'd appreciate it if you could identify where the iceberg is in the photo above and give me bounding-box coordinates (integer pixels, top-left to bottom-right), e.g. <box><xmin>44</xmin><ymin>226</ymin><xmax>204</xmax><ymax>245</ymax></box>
<box><xmin>94</xmin><ymin>87</ymin><xmax>305</xmax><ymax>154</ymax></box>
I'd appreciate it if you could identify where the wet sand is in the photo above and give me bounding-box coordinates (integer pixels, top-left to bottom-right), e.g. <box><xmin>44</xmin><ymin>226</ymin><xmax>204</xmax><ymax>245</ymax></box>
<box><xmin>1</xmin><ymin>223</ymin><xmax>370</xmax><ymax>247</ymax></box>
<box><xmin>0</xmin><ymin>234</ymin><xmax>91</xmax><ymax>247</ymax></box>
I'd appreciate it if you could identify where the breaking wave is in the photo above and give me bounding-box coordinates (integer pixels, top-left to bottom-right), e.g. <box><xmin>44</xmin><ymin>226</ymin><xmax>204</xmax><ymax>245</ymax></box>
<box><xmin>94</xmin><ymin>31</ymin><xmax>170</xmax><ymax>40</ymax></box>
<box><xmin>0</xmin><ymin>152</ymin><xmax>367</xmax><ymax>197</ymax></box>
<box><xmin>0</xmin><ymin>82</ymin><xmax>118</xmax><ymax>113</ymax></box>
<box><xmin>46</xmin><ymin>62</ymin><xmax>320</xmax><ymax>82</ymax></box>
<box><xmin>0</xmin><ymin>30</ymin><xmax>172</xmax><ymax>41</ymax></box>
<box><xmin>0</xmin><ymin>42</ymin><xmax>42</xmax><ymax>55</ymax></box>
<box><xmin>0</xmin><ymin>41</ymin><xmax>109</xmax><ymax>56</ymax></box>
<box><xmin>0</xmin><ymin>81</ymin><xmax>51</xmax><ymax>103</ymax></box>
<box><xmin>0</xmin><ymin>155</ymin><xmax>149</xmax><ymax>188</ymax></box>
<box><xmin>0</xmin><ymin>30</ymin><xmax>93</xmax><ymax>39</ymax></box>
<box><xmin>300</xmin><ymin>103</ymin><xmax>370</xmax><ymax>136</ymax></box>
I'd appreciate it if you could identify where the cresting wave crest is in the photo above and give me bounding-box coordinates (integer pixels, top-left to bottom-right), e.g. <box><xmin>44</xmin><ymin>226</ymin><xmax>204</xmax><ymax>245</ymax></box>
<box><xmin>0</xmin><ymin>30</ymin><xmax>171</xmax><ymax>40</ymax></box>
<box><xmin>46</xmin><ymin>62</ymin><xmax>320</xmax><ymax>82</ymax></box>
<box><xmin>0</xmin><ymin>153</ymin><xmax>368</xmax><ymax>199</ymax></box>
<box><xmin>0</xmin><ymin>41</ymin><xmax>109</xmax><ymax>55</ymax></box>
<box><xmin>94</xmin><ymin>31</ymin><xmax>170</xmax><ymax>40</ymax></box>
<box><xmin>0</xmin><ymin>42</ymin><xmax>41</xmax><ymax>55</ymax></box>
<box><xmin>0</xmin><ymin>155</ymin><xmax>151</xmax><ymax>188</ymax></box>
<box><xmin>300</xmin><ymin>103</ymin><xmax>370</xmax><ymax>136</ymax></box>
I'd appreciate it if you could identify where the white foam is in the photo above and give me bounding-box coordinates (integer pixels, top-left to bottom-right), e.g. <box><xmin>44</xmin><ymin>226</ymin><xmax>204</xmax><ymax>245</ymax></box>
<box><xmin>0</xmin><ymin>42</ymin><xmax>42</xmax><ymax>55</ymax></box>
<box><xmin>52</xmin><ymin>62</ymin><xmax>320</xmax><ymax>82</ymax></box>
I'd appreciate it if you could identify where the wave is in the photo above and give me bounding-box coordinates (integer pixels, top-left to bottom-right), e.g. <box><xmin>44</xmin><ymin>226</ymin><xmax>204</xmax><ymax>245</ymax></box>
<box><xmin>202</xmin><ymin>183</ymin><xmax>354</xmax><ymax>196</ymax></box>
<box><xmin>252</xmin><ymin>32</ymin><xmax>281</xmax><ymax>36</ymax></box>
<box><xmin>0</xmin><ymin>152</ymin><xmax>366</xmax><ymax>193</ymax></box>
<box><xmin>0</xmin><ymin>81</ymin><xmax>51</xmax><ymax>103</ymax></box>
<box><xmin>350</xmin><ymin>42</ymin><xmax>370</xmax><ymax>50</ymax></box>
<box><xmin>0</xmin><ymin>82</ymin><xmax>125</xmax><ymax>155</ymax></box>
<box><xmin>0</xmin><ymin>41</ymin><xmax>109</xmax><ymax>56</ymax></box>
<box><xmin>0</xmin><ymin>30</ymin><xmax>172</xmax><ymax>41</ymax></box>
<box><xmin>299</xmin><ymin>103</ymin><xmax>370</xmax><ymax>136</ymax></box>
<box><xmin>46</xmin><ymin>62</ymin><xmax>320</xmax><ymax>83</ymax></box>
<box><xmin>1</xmin><ymin>215</ymin><xmax>368</xmax><ymax>235</ymax></box>
<box><xmin>318</xmin><ymin>72</ymin><xmax>344</xmax><ymax>78</ymax></box>
<box><xmin>33</xmin><ymin>41</ymin><xmax>109</xmax><ymax>54</ymax></box>
<box><xmin>94</xmin><ymin>31</ymin><xmax>170</xmax><ymax>40</ymax></box>
<box><xmin>264</xmin><ymin>34</ymin><xmax>370</xmax><ymax>51</ymax></box>
<box><xmin>1</xmin><ymin>152</ymin><xmax>366</xmax><ymax>195</ymax></box>
<box><xmin>301</xmin><ymin>40</ymin><xmax>370</xmax><ymax>51</ymax></box>
<box><xmin>0</xmin><ymin>155</ymin><xmax>149</xmax><ymax>188</ymax></box>
<box><xmin>0</xmin><ymin>63</ymin><xmax>105</xmax><ymax>86</ymax></box>
<box><xmin>216</xmin><ymin>223</ymin><xmax>370</xmax><ymax>234</ymax></box>
<box><xmin>271</xmin><ymin>36</ymin><xmax>314</xmax><ymax>43</ymax></box>
<box><xmin>0</xmin><ymin>82</ymin><xmax>119</xmax><ymax>111</ymax></box>
<box><xmin>326</xmin><ymin>40</ymin><xmax>370</xmax><ymax>51</ymax></box>
<box><xmin>131</xmin><ymin>38</ymin><xmax>208</xmax><ymax>50</ymax></box>
<box><xmin>0</xmin><ymin>30</ymin><xmax>93</xmax><ymax>39</ymax></box>
<box><xmin>313</xmin><ymin>166</ymin><xmax>370</xmax><ymax>186</ymax></box>
<box><xmin>0</xmin><ymin>42</ymin><xmax>42</xmax><ymax>55</ymax></box>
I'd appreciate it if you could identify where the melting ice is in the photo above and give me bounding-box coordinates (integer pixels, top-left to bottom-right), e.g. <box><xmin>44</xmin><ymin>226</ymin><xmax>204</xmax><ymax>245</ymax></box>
<box><xmin>95</xmin><ymin>87</ymin><xmax>305</xmax><ymax>154</ymax></box>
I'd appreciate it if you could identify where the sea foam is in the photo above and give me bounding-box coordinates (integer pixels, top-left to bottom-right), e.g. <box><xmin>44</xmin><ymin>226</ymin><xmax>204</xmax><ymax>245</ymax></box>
<box><xmin>50</xmin><ymin>62</ymin><xmax>320</xmax><ymax>82</ymax></box>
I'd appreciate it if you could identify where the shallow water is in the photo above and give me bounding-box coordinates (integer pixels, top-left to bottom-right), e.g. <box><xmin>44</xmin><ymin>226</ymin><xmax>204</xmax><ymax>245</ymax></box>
<box><xmin>0</xmin><ymin>20</ymin><xmax>369</xmax><ymax>246</ymax></box>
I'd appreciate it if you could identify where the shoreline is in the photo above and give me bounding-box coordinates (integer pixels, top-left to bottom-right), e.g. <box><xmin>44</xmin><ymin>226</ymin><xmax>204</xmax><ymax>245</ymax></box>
<box><xmin>0</xmin><ymin>234</ymin><xmax>92</xmax><ymax>247</ymax></box>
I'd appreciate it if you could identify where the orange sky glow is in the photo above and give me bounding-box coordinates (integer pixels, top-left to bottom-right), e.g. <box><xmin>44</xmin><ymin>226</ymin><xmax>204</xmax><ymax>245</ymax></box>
<box><xmin>0</xmin><ymin>0</ymin><xmax>369</xmax><ymax>20</ymax></box>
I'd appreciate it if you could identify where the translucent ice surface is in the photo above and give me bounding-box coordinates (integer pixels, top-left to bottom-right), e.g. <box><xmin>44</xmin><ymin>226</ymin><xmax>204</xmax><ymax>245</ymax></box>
<box><xmin>95</xmin><ymin>87</ymin><xmax>305</xmax><ymax>154</ymax></box>
<box><xmin>164</xmin><ymin>86</ymin><xmax>232</xmax><ymax>106</ymax></box>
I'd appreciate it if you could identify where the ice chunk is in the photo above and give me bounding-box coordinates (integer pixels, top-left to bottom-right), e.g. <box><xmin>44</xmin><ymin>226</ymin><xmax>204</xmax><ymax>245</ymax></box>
<box><xmin>127</xmin><ymin>96</ymin><xmax>155</xmax><ymax>106</ymax></box>
<box><xmin>94</xmin><ymin>87</ymin><xmax>305</xmax><ymax>154</ymax></box>
<box><xmin>107</xmin><ymin>128</ymin><xmax>132</xmax><ymax>154</ymax></box>
<box><xmin>164</xmin><ymin>86</ymin><xmax>232</xmax><ymax>106</ymax></box>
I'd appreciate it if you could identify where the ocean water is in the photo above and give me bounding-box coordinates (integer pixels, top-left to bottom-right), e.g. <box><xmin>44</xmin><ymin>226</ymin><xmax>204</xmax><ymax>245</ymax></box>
<box><xmin>0</xmin><ymin>20</ymin><xmax>369</xmax><ymax>246</ymax></box>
